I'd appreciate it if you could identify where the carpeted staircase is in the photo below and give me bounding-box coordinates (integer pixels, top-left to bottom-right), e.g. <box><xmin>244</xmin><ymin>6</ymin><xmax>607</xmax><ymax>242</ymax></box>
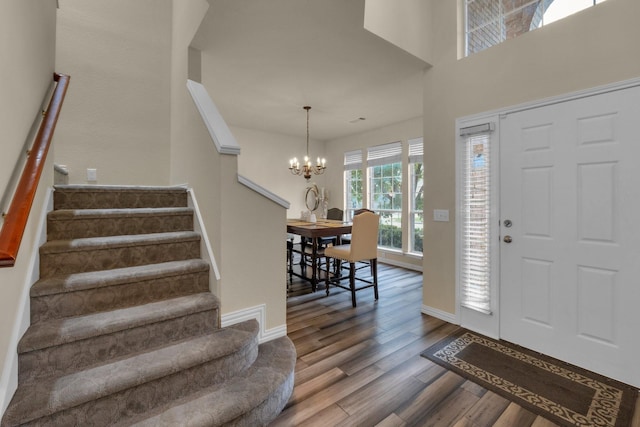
<box><xmin>1</xmin><ymin>185</ymin><xmax>295</xmax><ymax>426</ymax></box>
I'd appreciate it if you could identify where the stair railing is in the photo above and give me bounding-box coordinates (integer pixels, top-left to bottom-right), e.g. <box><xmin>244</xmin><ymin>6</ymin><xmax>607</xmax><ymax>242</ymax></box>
<box><xmin>0</xmin><ymin>73</ymin><xmax>70</xmax><ymax>267</ymax></box>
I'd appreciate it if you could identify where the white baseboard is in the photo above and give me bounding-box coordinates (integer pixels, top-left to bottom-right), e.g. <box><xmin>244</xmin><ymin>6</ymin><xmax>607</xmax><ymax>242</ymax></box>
<box><xmin>220</xmin><ymin>304</ymin><xmax>287</xmax><ymax>344</ymax></box>
<box><xmin>421</xmin><ymin>304</ymin><xmax>458</xmax><ymax>325</ymax></box>
<box><xmin>378</xmin><ymin>258</ymin><xmax>423</xmax><ymax>272</ymax></box>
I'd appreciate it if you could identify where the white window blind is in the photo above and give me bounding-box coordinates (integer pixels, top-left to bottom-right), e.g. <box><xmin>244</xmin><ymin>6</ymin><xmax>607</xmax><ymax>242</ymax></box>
<box><xmin>408</xmin><ymin>137</ymin><xmax>423</xmax><ymax>163</ymax></box>
<box><xmin>344</xmin><ymin>150</ymin><xmax>363</xmax><ymax>171</ymax></box>
<box><xmin>460</xmin><ymin>124</ymin><xmax>493</xmax><ymax>314</ymax></box>
<box><xmin>367</xmin><ymin>141</ymin><xmax>402</xmax><ymax>167</ymax></box>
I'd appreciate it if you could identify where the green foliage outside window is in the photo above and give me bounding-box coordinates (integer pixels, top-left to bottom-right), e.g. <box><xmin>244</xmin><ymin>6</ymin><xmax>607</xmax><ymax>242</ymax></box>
<box><xmin>371</xmin><ymin>162</ymin><xmax>403</xmax><ymax>249</ymax></box>
<box><xmin>411</xmin><ymin>162</ymin><xmax>424</xmax><ymax>253</ymax></box>
<box><xmin>379</xmin><ymin>223</ymin><xmax>423</xmax><ymax>252</ymax></box>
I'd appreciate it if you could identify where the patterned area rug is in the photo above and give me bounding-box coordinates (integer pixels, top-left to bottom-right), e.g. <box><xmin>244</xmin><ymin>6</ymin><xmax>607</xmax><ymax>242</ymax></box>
<box><xmin>421</xmin><ymin>329</ymin><xmax>638</xmax><ymax>427</ymax></box>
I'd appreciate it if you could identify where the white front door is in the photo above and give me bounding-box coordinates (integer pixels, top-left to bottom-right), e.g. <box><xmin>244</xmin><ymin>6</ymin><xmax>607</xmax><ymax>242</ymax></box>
<box><xmin>499</xmin><ymin>85</ymin><xmax>640</xmax><ymax>387</ymax></box>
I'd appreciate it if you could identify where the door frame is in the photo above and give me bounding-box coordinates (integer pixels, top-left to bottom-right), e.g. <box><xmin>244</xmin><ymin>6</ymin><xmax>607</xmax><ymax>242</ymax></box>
<box><xmin>455</xmin><ymin>76</ymin><xmax>640</xmax><ymax>339</ymax></box>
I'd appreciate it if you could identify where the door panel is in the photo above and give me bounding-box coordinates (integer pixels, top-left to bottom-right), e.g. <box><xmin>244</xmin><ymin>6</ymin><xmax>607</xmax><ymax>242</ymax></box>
<box><xmin>500</xmin><ymin>85</ymin><xmax>640</xmax><ymax>388</ymax></box>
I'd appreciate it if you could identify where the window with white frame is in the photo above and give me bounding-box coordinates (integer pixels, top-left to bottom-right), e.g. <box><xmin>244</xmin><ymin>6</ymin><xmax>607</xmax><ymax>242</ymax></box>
<box><xmin>408</xmin><ymin>138</ymin><xmax>424</xmax><ymax>253</ymax></box>
<box><xmin>368</xmin><ymin>142</ymin><xmax>403</xmax><ymax>250</ymax></box>
<box><xmin>344</xmin><ymin>150</ymin><xmax>363</xmax><ymax>221</ymax></box>
<box><xmin>465</xmin><ymin>0</ymin><xmax>608</xmax><ymax>57</ymax></box>
<box><xmin>459</xmin><ymin>123</ymin><xmax>494</xmax><ymax>314</ymax></box>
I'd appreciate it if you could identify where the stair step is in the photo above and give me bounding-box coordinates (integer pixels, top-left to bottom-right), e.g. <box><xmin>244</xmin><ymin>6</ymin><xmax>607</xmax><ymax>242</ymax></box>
<box><xmin>3</xmin><ymin>320</ymin><xmax>260</xmax><ymax>426</ymax></box>
<box><xmin>54</xmin><ymin>185</ymin><xmax>188</xmax><ymax>210</ymax></box>
<box><xmin>39</xmin><ymin>231</ymin><xmax>201</xmax><ymax>278</ymax></box>
<box><xmin>30</xmin><ymin>259</ymin><xmax>210</xmax><ymax>322</ymax></box>
<box><xmin>47</xmin><ymin>207</ymin><xmax>194</xmax><ymax>240</ymax></box>
<box><xmin>18</xmin><ymin>292</ymin><xmax>220</xmax><ymax>382</ymax></box>
<box><xmin>118</xmin><ymin>336</ymin><xmax>296</xmax><ymax>427</ymax></box>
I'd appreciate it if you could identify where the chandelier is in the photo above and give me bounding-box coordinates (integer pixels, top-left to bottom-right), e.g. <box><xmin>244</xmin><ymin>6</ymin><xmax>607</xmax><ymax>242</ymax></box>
<box><xmin>289</xmin><ymin>106</ymin><xmax>326</xmax><ymax>180</ymax></box>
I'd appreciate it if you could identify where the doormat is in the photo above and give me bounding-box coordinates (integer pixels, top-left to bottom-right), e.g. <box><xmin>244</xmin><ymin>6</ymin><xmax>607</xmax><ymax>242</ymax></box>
<box><xmin>420</xmin><ymin>330</ymin><xmax>637</xmax><ymax>427</ymax></box>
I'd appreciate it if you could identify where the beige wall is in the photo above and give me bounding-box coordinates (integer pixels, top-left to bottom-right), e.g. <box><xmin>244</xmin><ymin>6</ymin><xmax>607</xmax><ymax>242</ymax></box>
<box><xmin>171</xmin><ymin>3</ymin><xmax>288</xmax><ymax>331</ymax></box>
<box><xmin>423</xmin><ymin>0</ymin><xmax>640</xmax><ymax>315</ymax></box>
<box><xmin>364</xmin><ymin>0</ymin><xmax>432</xmax><ymax>64</ymax></box>
<box><xmin>219</xmin><ymin>155</ymin><xmax>288</xmax><ymax>329</ymax></box>
<box><xmin>169</xmin><ymin>0</ymin><xmax>220</xmax><ymax>296</ymax></box>
<box><xmin>55</xmin><ymin>0</ymin><xmax>173</xmax><ymax>186</ymax></box>
<box><xmin>0</xmin><ymin>1</ymin><xmax>57</xmax><ymax>193</ymax></box>
<box><xmin>230</xmin><ymin>126</ymin><xmax>327</xmax><ymax>217</ymax></box>
<box><xmin>0</xmin><ymin>0</ymin><xmax>57</xmax><ymax>413</ymax></box>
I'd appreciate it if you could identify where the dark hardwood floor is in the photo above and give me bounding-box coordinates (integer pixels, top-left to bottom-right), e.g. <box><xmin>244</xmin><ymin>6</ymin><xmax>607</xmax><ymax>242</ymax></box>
<box><xmin>271</xmin><ymin>263</ymin><xmax>640</xmax><ymax>427</ymax></box>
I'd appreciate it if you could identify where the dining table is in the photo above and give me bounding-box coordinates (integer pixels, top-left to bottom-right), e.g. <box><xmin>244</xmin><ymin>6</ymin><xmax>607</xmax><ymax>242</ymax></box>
<box><xmin>286</xmin><ymin>218</ymin><xmax>352</xmax><ymax>291</ymax></box>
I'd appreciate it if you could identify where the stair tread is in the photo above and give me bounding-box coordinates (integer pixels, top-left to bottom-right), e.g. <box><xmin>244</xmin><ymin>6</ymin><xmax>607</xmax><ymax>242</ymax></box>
<box><xmin>31</xmin><ymin>259</ymin><xmax>209</xmax><ymax>297</ymax></box>
<box><xmin>40</xmin><ymin>231</ymin><xmax>200</xmax><ymax>254</ymax></box>
<box><xmin>5</xmin><ymin>320</ymin><xmax>259</xmax><ymax>425</ymax></box>
<box><xmin>118</xmin><ymin>336</ymin><xmax>296</xmax><ymax>427</ymax></box>
<box><xmin>48</xmin><ymin>207</ymin><xmax>193</xmax><ymax>220</ymax></box>
<box><xmin>19</xmin><ymin>292</ymin><xmax>219</xmax><ymax>353</ymax></box>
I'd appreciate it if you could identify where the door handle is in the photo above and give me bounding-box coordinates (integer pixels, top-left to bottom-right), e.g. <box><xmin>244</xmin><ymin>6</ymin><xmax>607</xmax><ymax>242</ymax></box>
<box><xmin>503</xmin><ymin>235</ymin><xmax>512</xmax><ymax>243</ymax></box>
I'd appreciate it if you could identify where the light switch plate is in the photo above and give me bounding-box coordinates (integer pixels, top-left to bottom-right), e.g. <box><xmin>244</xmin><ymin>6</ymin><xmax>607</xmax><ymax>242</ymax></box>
<box><xmin>87</xmin><ymin>168</ymin><xmax>97</xmax><ymax>181</ymax></box>
<box><xmin>433</xmin><ymin>209</ymin><xmax>449</xmax><ymax>222</ymax></box>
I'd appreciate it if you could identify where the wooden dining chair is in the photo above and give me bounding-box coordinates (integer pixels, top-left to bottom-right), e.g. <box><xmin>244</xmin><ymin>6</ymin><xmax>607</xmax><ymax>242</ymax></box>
<box><xmin>300</xmin><ymin>207</ymin><xmax>344</xmax><ymax>269</ymax></box>
<box><xmin>316</xmin><ymin>207</ymin><xmax>344</xmax><ymax>249</ymax></box>
<box><xmin>324</xmin><ymin>211</ymin><xmax>380</xmax><ymax>307</ymax></box>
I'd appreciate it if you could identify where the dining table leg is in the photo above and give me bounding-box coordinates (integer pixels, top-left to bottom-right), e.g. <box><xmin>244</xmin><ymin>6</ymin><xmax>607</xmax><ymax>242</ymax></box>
<box><xmin>311</xmin><ymin>237</ymin><xmax>318</xmax><ymax>292</ymax></box>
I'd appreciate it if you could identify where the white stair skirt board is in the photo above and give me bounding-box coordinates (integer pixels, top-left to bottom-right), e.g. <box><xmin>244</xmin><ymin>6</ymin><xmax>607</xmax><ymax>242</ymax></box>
<box><xmin>0</xmin><ymin>187</ymin><xmax>53</xmax><ymax>416</ymax></box>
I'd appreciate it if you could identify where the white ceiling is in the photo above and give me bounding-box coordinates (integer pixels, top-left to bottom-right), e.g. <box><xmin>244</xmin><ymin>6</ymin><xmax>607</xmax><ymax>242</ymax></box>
<box><xmin>192</xmin><ymin>0</ymin><xmax>428</xmax><ymax>141</ymax></box>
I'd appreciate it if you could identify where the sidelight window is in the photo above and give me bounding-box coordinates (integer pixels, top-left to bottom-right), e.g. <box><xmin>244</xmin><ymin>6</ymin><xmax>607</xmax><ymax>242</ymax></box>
<box><xmin>459</xmin><ymin>123</ymin><xmax>494</xmax><ymax>314</ymax></box>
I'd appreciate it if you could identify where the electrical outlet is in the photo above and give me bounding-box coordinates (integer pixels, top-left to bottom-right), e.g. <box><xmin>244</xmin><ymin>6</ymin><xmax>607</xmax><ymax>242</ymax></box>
<box><xmin>433</xmin><ymin>209</ymin><xmax>449</xmax><ymax>222</ymax></box>
<box><xmin>87</xmin><ymin>168</ymin><xmax>97</xmax><ymax>182</ymax></box>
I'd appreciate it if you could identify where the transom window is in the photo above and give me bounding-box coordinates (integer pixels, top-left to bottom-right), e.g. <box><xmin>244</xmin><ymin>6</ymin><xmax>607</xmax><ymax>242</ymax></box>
<box><xmin>465</xmin><ymin>0</ymin><xmax>608</xmax><ymax>56</ymax></box>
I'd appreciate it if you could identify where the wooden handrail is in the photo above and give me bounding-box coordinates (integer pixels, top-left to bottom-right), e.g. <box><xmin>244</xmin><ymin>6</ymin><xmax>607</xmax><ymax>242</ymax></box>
<box><xmin>0</xmin><ymin>73</ymin><xmax>70</xmax><ymax>267</ymax></box>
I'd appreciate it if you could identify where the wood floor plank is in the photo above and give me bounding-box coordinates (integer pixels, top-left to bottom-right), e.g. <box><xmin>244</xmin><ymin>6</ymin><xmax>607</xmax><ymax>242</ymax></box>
<box><xmin>374</xmin><ymin>323</ymin><xmax>459</xmax><ymax>373</ymax></box>
<box><xmin>394</xmin><ymin>370</ymin><xmax>467</xmax><ymax>424</ymax></box>
<box><xmin>335</xmin><ymin>357</ymin><xmax>434</xmax><ymax>426</ymax></box>
<box><xmin>460</xmin><ymin>390</ymin><xmax>511</xmax><ymax>426</ymax></box>
<box><xmin>272</xmin><ymin>365</ymin><xmax>386</xmax><ymax>425</ymax></box>
<box><xmin>300</xmin><ymin>325</ymin><xmax>378</xmax><ymax>365</ymax></box>
<box><xmin>491</xmin><ymin>402</ymin><xmax>537</xmax><ymax>427</ymax></box>
<box><xmin>417</xmin><ymin>387</ymin><xmax>482</xmax><ymax>427</ymax></box>
<box><xmin>375</xmin><ymin>413</ymin><xmax>407</xmax><ymax>427</ymax></box>
<box><xmin>294</xmin><ymin>339</ymin><xmax>375</xmax><ymax>385</ymax></box>
<box><xmin>415</xmin><ymin>362</ymin><xmax>447</xmax><ymax>385</ymax></box>
<box><xmin>287</xmin><ymin>367</ymin><xmax>347</xmax><ymax>408</ymax></box>
<box><xmin>297</xmin><ymin>404</ymin><xmax>349</xmax><ymax>426</ymax></box>
<box><xmin>530</xmin><ymin>416</ymin><xmax>561</xmax><ymax>427</ymax></box>
<box><xmin>340</xmin><ymin>331</ymin><xmax>425</xmax><ymax>376</ymax></box>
